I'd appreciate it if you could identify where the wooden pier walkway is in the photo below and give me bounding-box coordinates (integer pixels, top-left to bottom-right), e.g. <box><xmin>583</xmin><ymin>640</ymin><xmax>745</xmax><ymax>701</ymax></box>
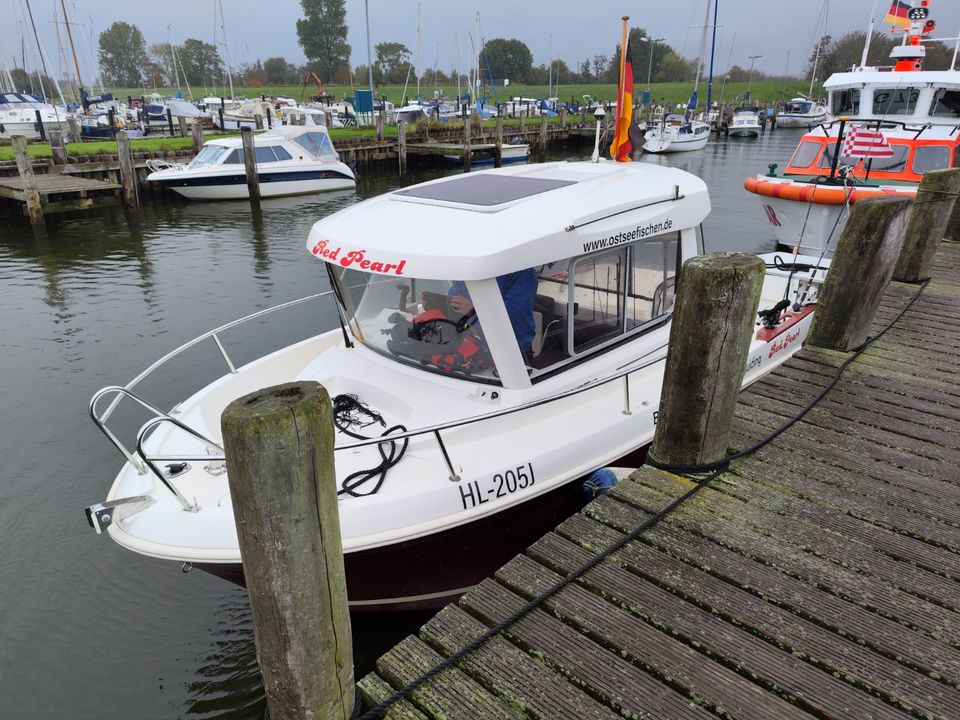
<box><xmin>0</xmin><ymin>173</ymin><xmax>121</xmax><ymax>216</ymax></box>
<box><xmin>358</xmin><ymin>240</ymin><xmax>960</xmax><ymax>719</ymax></box>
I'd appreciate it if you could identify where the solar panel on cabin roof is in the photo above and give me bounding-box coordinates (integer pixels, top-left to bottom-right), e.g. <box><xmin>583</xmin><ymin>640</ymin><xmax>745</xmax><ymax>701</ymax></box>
<box><xmin>394</xmin><ymin>174</ymin><xmax>576</xmax><ymax>206</ymax></box>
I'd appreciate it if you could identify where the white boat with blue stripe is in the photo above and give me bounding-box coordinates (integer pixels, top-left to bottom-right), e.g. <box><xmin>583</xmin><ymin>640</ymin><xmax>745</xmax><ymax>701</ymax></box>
<box><xmin>146</xmin><ymin>124</ymin><xmax>356</xmax><ymax>200</ymax></box>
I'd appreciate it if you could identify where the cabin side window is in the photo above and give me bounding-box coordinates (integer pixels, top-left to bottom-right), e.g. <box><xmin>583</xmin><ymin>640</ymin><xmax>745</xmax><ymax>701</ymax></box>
<box><xmin>830</xmin><ymin>89</ymin><xmax>860</xmax><ymax>116</ymax></box>
<box><xmin>788</xmin><ymin>141</ymin><xmax>822</xmax><ymax>169</ymax></box>
<box><xmin>222</xmin><ymin>149</ymin><xmax>243</xmax><ymax>164</ymax></box>
<box><xmin>872</xmin><ymin>88</ymin><xmax>920</xmax><ymax>115</ymax></box>
<box><xmin>528</xmin><ymin>233</ymin><xmax>680</xmax><ymax>379</ymax></box>
<box><xmin>912</xmin><ymin>145</ymin><xmax>951</xmax><ymax>174</ymax></box>
<box><xmin>929</xmin><ymin>89</ymin><xmax>960</xmax><ymax>118</ymax></box>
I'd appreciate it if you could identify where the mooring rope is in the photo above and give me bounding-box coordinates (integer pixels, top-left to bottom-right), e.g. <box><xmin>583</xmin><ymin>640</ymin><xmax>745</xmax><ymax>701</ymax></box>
<box><xmin>356</xmin><ymin>277</ymin><xmax>931</xmax><ymax>719</ymax></box>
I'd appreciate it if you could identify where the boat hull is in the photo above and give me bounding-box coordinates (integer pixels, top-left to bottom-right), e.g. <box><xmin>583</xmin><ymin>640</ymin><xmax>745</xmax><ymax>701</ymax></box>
<box><xmin>153</xmin><ymin>170</ymin><xmax>355</xmax><ymax>200</ymax></box>
<box><xmin>0</xmin><ymin>118</ymin><xmax>71</xmax><ymax>141</ymax></box>
<box><xmin>728</xmin><ymin>126</ymin><xmax>760</xmax><ymax>137</ymax></box>
<box><xmin>776</xmin><ymin>113</ymin><xmax>827</xmax><ymax>129</ymax></box>
<box><xmin>195</xmin><ymin>474</ymin><xmax>595</xmax><ymax>611</ymax></box>
<box><xmin>643</xmin><ymin>133</ymin><xmax>709</xmax><ymax>153</ymax></box>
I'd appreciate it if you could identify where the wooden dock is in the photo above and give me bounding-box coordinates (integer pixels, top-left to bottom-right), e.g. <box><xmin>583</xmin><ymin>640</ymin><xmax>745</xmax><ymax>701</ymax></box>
<box><xmin>0</xmin><ymin>173</ymin><xmax>121</xmax><ymax>216</ymax></box>
<box><xmin>357</xmin><ymin>240</ymin><xmax>960</xmax><ymax>719</ymax></box>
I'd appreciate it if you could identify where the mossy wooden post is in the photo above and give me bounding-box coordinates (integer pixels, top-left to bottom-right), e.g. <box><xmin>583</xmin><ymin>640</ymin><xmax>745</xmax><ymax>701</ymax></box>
<box><xmin>376</xmin><ymin>107</ymin><xmax>385</xmax><ymax>141</ymax></box>
<box><xmin>49</xmin><ymin>129</ymin><xmax>67</xmax><ymax>165</ymax></box>
<box><xmin>241</xmin><ymin>127</ymin><xmax>261</xmax><ymax>208</ymax></box>
<box><xmin>12</xmin><ymin>135</ymin><xmax>43</xmax><ymax>227</ymax></box>
<box><xmin>519</xmin><ymin>112</ymin><xmax>526</xmax><ymax>135</ymax></box>
<box><xmin>650</xmin><ymin>253</ymin><xmax>765</xmax><ymax>467</ymax></box>
<box><xmin>893</xmin><ymin>167</ymin><xmax>960</xmax><ymax>282</ymax></box>
<box><xmin>221</xmin><ymin>382</ymin><xmax>354</xmax><ymax>720</ymax></box>
<box><xmin>116</xmin><ymin>130</ymin><xmax>138</xmax><ymax>209</ymax></box>
<box><xmin>397</xmin><ymin>120</ymin><xmax>407</xmax><ymax>175</ymax></box>
<box><xmin>177</xmin><ymin>116</ymin><xmax>188</xmax><ymax>137</ymax></box>
<box><xmin>66</xmin><ymin>116</ymin><xmax>81</xmax><ymax>144</ymax></box>
<box><xmin>808</xmin><ymin>197</ymin><xmax>912</xmax><ymax>351</ymax></box>
<box><xmin>494</xmin><ymin>114</ymin><xmax>503</xmax><ymax>168</ymax></box>
<box><xmin>191</xmin><ymin>121</ymin><xmax>204</xmax><ymax>154</ymax></box>
<box><xmin>538</xmin><ymin>113</ymin><xmax>548</xmax><ymax>162</ymax></box>
<box><xmin>462</xmin><ymin>106</ymin><xmax>472</xmax><ymax>173</ymax></box>
<box><xmin>166</xmin><ymin>108</ymin><xmax>174</xmax><ymax>136</ymax></box>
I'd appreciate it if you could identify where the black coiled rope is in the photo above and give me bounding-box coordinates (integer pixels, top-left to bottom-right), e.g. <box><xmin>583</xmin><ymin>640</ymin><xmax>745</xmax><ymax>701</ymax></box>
<box><xmin>355</xmin><ymin>276</ymin><xmax>932</xmax><ymax>720</ymax></box>
<box><xmin>333</xmin><ymin>394</ymin><xmax>408</xmax><ymax>497</ymax></box>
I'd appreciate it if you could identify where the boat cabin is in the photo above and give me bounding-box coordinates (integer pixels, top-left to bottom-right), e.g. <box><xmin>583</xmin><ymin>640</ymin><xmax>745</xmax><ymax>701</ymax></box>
<box><xmin>307</xmin><ymin>162</ymin><xmax>709</xmax><ymax>390</ymax></box>
<box><xmin>825</xmin><ymin>70</ymin><xmax>960</xmax><ymax>124</ymax></box>
<box><xmin>188</xmin><ymin>125</ymin><xmax>340</xmax><ymax>169</ymax></box>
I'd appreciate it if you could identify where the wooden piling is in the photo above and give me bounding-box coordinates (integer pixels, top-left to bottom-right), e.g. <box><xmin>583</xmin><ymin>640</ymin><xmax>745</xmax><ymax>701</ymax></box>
<box><xmin>397</xmin><ymin>120</ymin><xmax>407</xmax><ymax>175</ymax></box>
<box><xmin>650</xmin><ymin>253</ymin><xmax>765</xmax><ymax>467</ymax></box>
<box><xmin>67</xmin><ymin>116</ymin><xmax>81</xmax><ymax>144</ymax></box>
<box><xmin>538</xmin><ymin>113</ymin><xmax>548</xmax><ymax>162</ymax></box>
<box><xmin>115</xmin><ymin>130</ymin><xmax>139</xmax><ymax>209</ymax></box>
<box><xmin>463</xmin><ymin>107</ymin><xmax>472</xmax><ymax>172</ymax></box>
<box><xmin>376</xmin><ymin>107</ymin><xmax>385</xmax><ymax>142</ymax></box>
<box><xmin>191</xmin><ymin>121</ymin><xmax>204</xmax><ymax>154</ymax></box>
<box><xmin>34</xmin><ymin>109</ymin><xmax>46</xmax><ymax>141</ymax></box>
<box><xmin>519</xmin><ymin>113</ymin><xmax>526</xmax><ymax>135</ymax></box>
<box><xmin>241</xmin><ymin>127</ymin><xmax>261</xmax><ymax>207</ymax></box>
<box><xmin>807</xmin><ymin>197</ymin><xmax>912</xmax><ymax>351</ymax></box>
<box><xmin>560</xmin><ymin>106</ymin><xmax>567</xmax><ymax>130</ymax></box>
<box><xmin>221</xmin><ymin>382</ymin><xmax>354</xmax><ymax>720</ymax></box>
<box><xmin>166</xmin><ymin>108</ymin><xmax>174</xmax><ymax>137</ymax></box>
<box><xmin>893</xmin><ymin>167</ymin><xmax>960</xmax><ymax>282</ymax></box>
<box><xmin>12</xmin><ymin>135</ymin><xmax>43</xmax><ymax>227</ymax></box>
<box><xmin>177</xmin><ymin>116</ymin><xmax>188</xmax><ymax>137</ymax></box>
<box><xmin>254</xmin><ymin>113</ymin><xmax>264</xmax><ymax>130</ymax></box>
<box><xmin>49</xmin><ymin>128</ymin><xmax>67</xmax><ymax>165</ymax></box>
<box><xmin>494</xmin><ymin>114</ymin><xmax>503</xmax><ymax>169</ymax></box>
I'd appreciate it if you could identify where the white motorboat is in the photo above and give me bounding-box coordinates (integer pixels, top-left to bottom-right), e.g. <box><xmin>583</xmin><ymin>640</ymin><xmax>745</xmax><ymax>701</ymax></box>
<box><xmin>643</xmin><ymin>113</ymin><xmax>711</xmax><ymax>152</ymax></box>
<box><xmin>210</xmin><ymin>101</ymin><xmax>275</xmax><ymax>131</ymax></box>
<box><xmin>728</xmin><ymin>107</ymin><xmax>762</xmax><ymax>137</ymax></box>
<box><xmin>776</xmin><ymin>97</ymin><xmax>827</xmax><ymax>128</ymax></box>
<box><xmin>86</xmin><ymin>159</ymin><xmax>827</xmax><ymax>611</ymax></box>
<box><xmin>443</xmin><ymin>139</ymin><xmax>530</xmax><ymax>166</ymax></box>
<box><xmin>146</xmin><ymin>124</ymin><xmax>355</xmax><ymax>200</ymax></box>
<box><xmin>0</xmin><ymin>92</ymin><xmax>70</xmax><ymax>140</ymax></box>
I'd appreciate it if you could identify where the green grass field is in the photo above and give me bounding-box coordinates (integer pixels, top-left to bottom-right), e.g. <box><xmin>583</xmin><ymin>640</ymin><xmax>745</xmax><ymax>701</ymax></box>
<box><xmin>109</xmin><ymin>80</ymin><xmax>819</xmax><ymax>108</ymax></box>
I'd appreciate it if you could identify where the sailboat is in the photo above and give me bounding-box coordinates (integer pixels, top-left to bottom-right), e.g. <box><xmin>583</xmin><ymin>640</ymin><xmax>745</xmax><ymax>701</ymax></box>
<box><xmin>777</xmin><ymin>0</ymin><xmax>829</xmax><ymax>128</ymax></box>
<box><xmin>643</xmin><ymin>0</ymin><xmax>713</xmax><ymax>153</ymax></box>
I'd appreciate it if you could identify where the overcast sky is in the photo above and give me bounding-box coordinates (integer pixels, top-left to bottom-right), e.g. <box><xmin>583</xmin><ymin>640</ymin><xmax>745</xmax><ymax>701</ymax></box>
<box><xmin>4</xmin><ymin>0</ymin><xmax>960</xmax><ymax>85</ymax></box>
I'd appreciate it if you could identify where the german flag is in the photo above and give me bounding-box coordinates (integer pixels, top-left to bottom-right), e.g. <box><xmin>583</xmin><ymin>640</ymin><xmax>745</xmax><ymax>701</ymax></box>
<box><xmin>610</xmin><ymin>17</ymin><xmax>635</xmax><ymax>162</ymax></box>
<box><xmin>885</xmin><ymin>0</ymin><xmax>912</xmax><ymax>29</ymax></box>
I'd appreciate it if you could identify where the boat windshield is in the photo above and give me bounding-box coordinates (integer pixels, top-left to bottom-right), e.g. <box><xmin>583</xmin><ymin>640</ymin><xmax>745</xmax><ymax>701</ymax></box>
<box><xmin>293</xmin><ymin>131</ymin><xmax>337</xmax><ymax>158</ymax></box>
<box><xmin>819</xmin><ymin>142</ymin><xmax>909</xmax><ymax>174</ymax></box>
<box><xmin>331</xmin><ymin>267</ymin><xmax>503</xmax><ymax>383</ymax></box>
<box><xmin>189</xmin><ymin>145</ymin><xmax>228</xmax><ymax>167</ymax></box>
<box><xmin>872</xmin><ymin>88</ymin><xmax>920</xmax><ymax>116</ymax></box>
<box><xmin>830</xmin><ymin>88</ymin><xmax>860</xmax><ymax>116</ymax></box>
<box><xmin>930</xmin><ymin>89</ymin><xmax>960</xmax><ymax>119</ymax></box>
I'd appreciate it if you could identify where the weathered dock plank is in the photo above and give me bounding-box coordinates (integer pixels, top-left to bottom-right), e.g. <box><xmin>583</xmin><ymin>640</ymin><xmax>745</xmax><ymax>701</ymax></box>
<box><xmin>360</xmin><ymin>241</ymin><xmax>960</xmax><ymax>719</ymax></box>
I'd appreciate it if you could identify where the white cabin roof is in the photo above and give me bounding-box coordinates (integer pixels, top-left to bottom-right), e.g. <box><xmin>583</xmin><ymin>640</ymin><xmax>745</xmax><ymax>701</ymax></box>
<box><xmin>824</xmin><ymin>70</ymin><xmax>960</xmax><ymax>91</ymax></box>
<box><xmin>306</xmin><ymin>161</ymin><xmax>710</xmax><ymax>281</ymax></box>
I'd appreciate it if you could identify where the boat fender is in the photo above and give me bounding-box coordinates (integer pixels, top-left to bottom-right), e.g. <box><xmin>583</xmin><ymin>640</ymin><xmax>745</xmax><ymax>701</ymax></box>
<box><xmin>583</xmin><ymin>468</ymin><xmax>618</xmax><ymax>498</ymax></box>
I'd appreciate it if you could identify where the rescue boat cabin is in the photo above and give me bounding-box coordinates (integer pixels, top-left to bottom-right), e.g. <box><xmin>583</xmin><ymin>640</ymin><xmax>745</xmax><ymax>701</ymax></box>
<box><xmin>306</xmin><ymin>161</ymin><xmax>710</xmax><ymax>391</ymax></box>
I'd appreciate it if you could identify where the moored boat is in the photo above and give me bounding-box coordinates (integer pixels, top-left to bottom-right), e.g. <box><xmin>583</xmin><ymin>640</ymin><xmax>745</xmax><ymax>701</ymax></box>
<box><xmin>776</xmin><ymin>96</ymin><xmax>828</xmax><ymax>128</ymax></box>
<box><xmin>146</xmin><ymin>124</ymin><xmax>355</xmax><ymax>200</ymax></box>
<box><xmin>0</xmin><ymin>92</ymin><xmax>70</xmax><ymax>140</ymax></box>
<box><xmin>745</xmin><ymin>0</ymin><xmax>959</xmax><ymax>254</ymax></box>
<box><xmin>85</xmin><ymin>159</ymin><xmax>827</xmax><ymax>611</ymax></box>
<box><xmin>728</xmin><ymin>107</ymin><xmax>762</xmax><ymax>137</ymax></box>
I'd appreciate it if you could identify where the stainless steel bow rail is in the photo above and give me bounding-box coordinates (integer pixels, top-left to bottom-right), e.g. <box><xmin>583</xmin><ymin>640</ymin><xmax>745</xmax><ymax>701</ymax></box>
<box><xmin>87</xmin><ymin>291</ymin><xmax>670</xmax><ymax>525</ymax></box>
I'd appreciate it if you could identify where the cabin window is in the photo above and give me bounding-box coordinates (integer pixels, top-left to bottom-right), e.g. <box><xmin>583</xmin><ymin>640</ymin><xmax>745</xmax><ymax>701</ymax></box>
<box><xmin>788</xmin><ymin>141</ymin><xmax>821</xmax><ymax>168</ymax></box>
<box><xmin>222</xmin><ymin>149</ymin><xmax>243</xmax><ymax>164</ymax></box>
<box><xmin>528</xmin><ymin>233</ymin><xmax>680</xmax><ymax>377</ymax></box>
<box><xmin>868</xmin><ymin>144</ymin><xmax>909</xmax><ymax>173</ymax></box>
<box><xmin>930</xmin><ymin>89</ymin><xmax>960</xmax><ymax>118</ymax></box>
<box><xmin>272</xmin><ymin>146</ymin><xmax>293</xmax><ymax>161</ymax></box>
<box><xmin>330</xmin><ymin>267</ymin><xmax>503</xmax><ymax>384</ymax></box>
<box><xmin>830</xmin><ymin>88</ymin><xmax>860</xmax><ymax>116</ymax></box>
<box><xmin>255</xmin><ymin>146</ymin><xmax>278</xmax><ymax>163</ymax></box>
<box><xmin>294</xmin><ymin>131</ymin><xmax>336</xmax><ymax>157</ymax></box>
<box><xmin>872</xmin><ymin>88</ymin><xmax>920</xmax><ymax>115</ymax></box>
<box><xmin>817</xmin><ymin>142</ymin><xmax>859</xmax><ymax>170</ymax></box>
<box><xmin>912</xmin><ymin>145</ymin><xmax>950</xmax><ymax>174</ymax></box>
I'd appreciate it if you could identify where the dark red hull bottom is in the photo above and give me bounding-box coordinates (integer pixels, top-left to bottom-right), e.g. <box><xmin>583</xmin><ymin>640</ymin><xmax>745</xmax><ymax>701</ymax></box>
<box><xmin>196</xmin><ymin>449</ymin><xmax>647</xmax><ymax>611</ymax></box>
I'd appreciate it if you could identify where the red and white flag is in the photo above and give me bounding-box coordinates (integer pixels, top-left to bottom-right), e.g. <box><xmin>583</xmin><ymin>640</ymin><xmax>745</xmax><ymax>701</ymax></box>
<box><xmin>841</xmin><ymin>127</ymin><xmax>895</xmax><ymax>159</ymax></box>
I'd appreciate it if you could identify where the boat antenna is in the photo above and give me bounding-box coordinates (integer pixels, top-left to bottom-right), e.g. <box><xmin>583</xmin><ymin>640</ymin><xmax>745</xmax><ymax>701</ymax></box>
<box><xmin>590</xmin><ymin>106</ymin><xmax>605</xmax><ymax>163</ymax></box>
<box><xmin>859</xmin><ymin>0</ymin><xmax>880</xmax><ymax>68</ymax></box>
<box><xmin>953</xmin><ymin>27</ymin><xmax>960</xmax><ymax>71</ymax></box>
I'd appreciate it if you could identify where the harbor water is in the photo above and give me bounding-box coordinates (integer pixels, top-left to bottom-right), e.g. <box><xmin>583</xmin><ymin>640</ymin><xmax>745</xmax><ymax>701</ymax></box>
<box><xmin>0</xmin><ymin>129</ymin><xmax>803</xmax><ymax>719</ymax></box>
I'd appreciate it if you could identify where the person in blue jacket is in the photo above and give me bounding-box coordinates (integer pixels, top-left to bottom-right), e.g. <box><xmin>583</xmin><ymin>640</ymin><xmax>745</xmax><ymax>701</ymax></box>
<box><xmin>447</xmin><ymin>269</ymin><xmax>538</xmax><ymax>358</ymax></box>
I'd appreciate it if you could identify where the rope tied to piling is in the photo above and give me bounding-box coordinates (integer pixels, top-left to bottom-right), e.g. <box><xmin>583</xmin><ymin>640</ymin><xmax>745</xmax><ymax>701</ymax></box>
<box><xmin>356</xmin><ymin>275</ymin><xmax>932</xmax><ymax>720</ymax></box>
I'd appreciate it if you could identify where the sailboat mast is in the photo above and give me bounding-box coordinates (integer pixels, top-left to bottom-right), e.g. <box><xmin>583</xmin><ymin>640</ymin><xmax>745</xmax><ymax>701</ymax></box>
<box><xmin>690</xmin><ymin>0</ymin><xmax>712</xmax><ymax>109</ymax></box>
<box><xmin>706</xmin><ymin>0</ymin><xmax>719</xmax><ymax>111</ymax></box>
<box><xmin>415</xmin><ymin>2</ymin><xmax>421</xmax><ymax>99</ymax></box>
<box><xmin>24</xmin><ymin>0</ymin><xmax>66</xmax><ymax>105</ymax></box>
<box><xmin>455</xmin><ymin>32</ymin><xmax>461</xmax><ymax>101</ymax></box>
<box><xmin>59</xmin><ymin>0</ymin><xmax>83</xmax><ymax>92</ymax></box>
<box><xmin>218</xmin><ymin>0</ymin><xmax>235</xmax><ymax>100</ymax></box>
<box><xmin>809</xmin><ymin>0</ymin><xmax>827</xmax><ymax>97</ymax></box>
